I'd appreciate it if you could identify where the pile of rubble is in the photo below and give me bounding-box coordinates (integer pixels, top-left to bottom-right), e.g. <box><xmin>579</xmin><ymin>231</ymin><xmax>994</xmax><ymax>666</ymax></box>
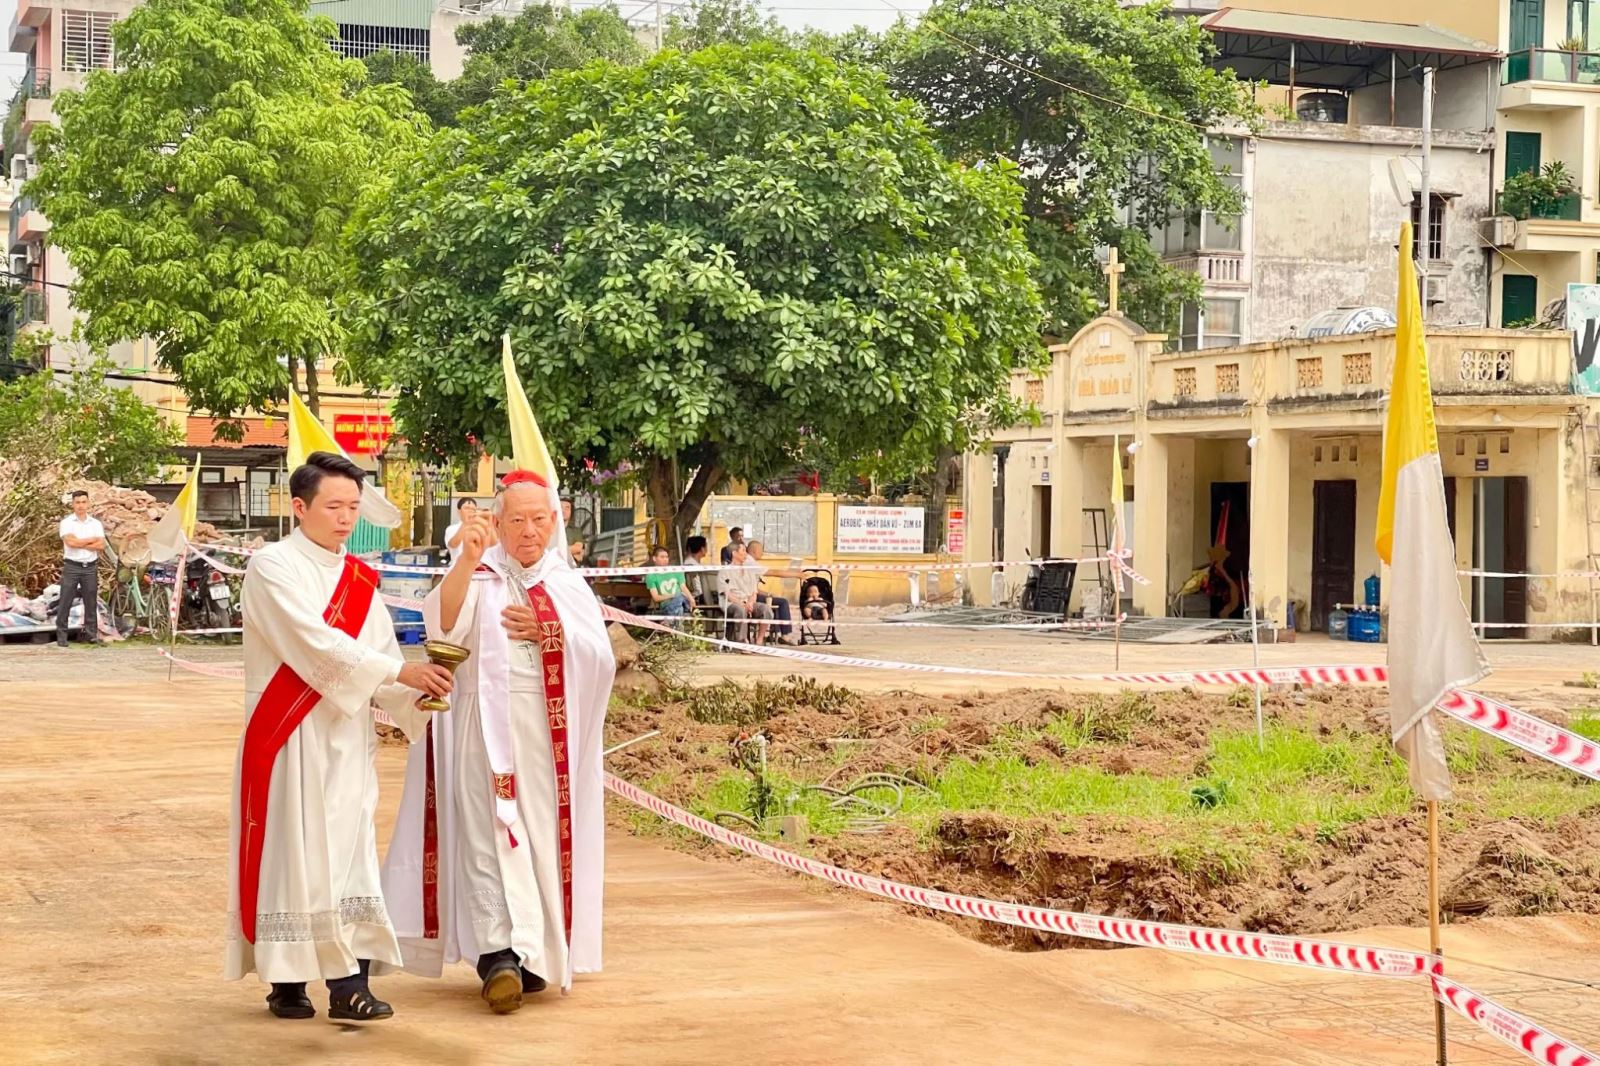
<box><xmin>65</xmin><ymin>478</ymin><xmax>231</xmax><ymax>556</ymax></box>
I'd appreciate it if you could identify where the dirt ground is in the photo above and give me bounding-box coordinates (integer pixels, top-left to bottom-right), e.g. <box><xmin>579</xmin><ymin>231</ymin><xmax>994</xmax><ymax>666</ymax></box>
<box><xmin>3</xmin><ymin>641</ymin><xmax>1600</xmax><ymax>1063</ymax></box>
<box><xmin>609</xmin><ymin>680</ymin><xmax>1600</xmax><ymax>947</ymax></box>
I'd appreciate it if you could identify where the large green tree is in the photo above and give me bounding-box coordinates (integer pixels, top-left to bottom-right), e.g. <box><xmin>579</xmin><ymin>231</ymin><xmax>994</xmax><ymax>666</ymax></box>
<box><xmin>29</xmin><ymin>0</ymin><xmax>420</xmax><ymax>422</ymax></box>
<box><xmin>347</xmin><ymin>44</ymin><xmax>1043</xmax><ymax>546</ymax></box>
<box><xmin>887</xmin><ymin>0</ymin><xmax>1255</xmax><ymax>336</ymax></box>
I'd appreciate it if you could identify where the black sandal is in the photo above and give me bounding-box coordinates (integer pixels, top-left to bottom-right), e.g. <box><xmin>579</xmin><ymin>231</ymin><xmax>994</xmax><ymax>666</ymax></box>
<box><xmin>328</xmin><ymin>987</ymin><xmax>394</xmax><ymax>1022</ymax></box>
<box><xmin>266</xmin><ymin>983</ymin><xmax>315</xmax><ymax>1019</ymax></box>
<box><xmin>521</xmin><ymin>968</ymin><xmax>547</xmax><ymax>995</ymax></box>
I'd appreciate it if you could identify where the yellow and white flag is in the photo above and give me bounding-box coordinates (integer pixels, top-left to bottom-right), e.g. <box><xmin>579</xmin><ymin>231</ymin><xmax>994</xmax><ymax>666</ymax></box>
<box><xmin>1376</xmin><ymin>222</ymin><xmax>1488</xmax><ymax>801</ymax></box>
<box><xmin>1110</xmin><ymin>434</ymin><xmax>1126</xmax><ymax>592</ymax></box>
<box><xmin>147</xmin><ymin>454</ymin><xmax>202</xmax><ymax>563</ymax></box>
<box><xmin>501</xmin><ymin>333</ymin><xmax>571</xmax><ymax>563</ymax></box>
<box><xmin>285</xmin><ymin>390</ymin><xmax>401</xmax><ymax>528</ymax></box>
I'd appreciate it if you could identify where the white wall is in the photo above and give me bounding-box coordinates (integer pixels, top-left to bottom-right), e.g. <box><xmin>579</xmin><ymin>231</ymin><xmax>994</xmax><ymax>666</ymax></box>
<box><xmin>1247</xmin><ymin>126</ymin><xmax>1492</xmax><ymax>340</ymax></box>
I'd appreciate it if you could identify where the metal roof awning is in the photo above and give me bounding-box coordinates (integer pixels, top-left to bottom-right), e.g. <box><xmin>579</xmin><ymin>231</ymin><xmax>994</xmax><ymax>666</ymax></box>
<box><xmin>1200</xmin><ymin>8</ymin><xmax>1501</xmax><ymax>90</ymax></box>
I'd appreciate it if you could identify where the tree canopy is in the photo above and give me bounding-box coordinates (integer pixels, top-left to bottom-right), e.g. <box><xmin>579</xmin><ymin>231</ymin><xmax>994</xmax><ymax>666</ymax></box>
<box><xmin>29</xmin><ymin>0</ymin><xmax>420</xmax><ymax>422</ymax></box>
<box><xmin>347</xmin><ymin>43</ymin><xmax>1043</xmax><ymax>541</ymax></box>
<box><xmin>366</xmin><ymin>4</ymin><xmax>648</xmax><ymax>127</ymax></box>
<box><xmin>886</xmin><ymin>0</ymin><xmax>1256</xmax><ymax>336</ymax></box>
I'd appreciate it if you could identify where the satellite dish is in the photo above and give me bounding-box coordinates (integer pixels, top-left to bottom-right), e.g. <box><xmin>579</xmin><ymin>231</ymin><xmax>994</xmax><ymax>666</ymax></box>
<box><xmin>1304</xmin><ymin>306</ymin><xmax>1398</xmax><ymax>338</ymax></box>
<box><xmin>1388</xmin><ymin>158</ymin><xmax>1415</xmax><ymax>207</ymax></box>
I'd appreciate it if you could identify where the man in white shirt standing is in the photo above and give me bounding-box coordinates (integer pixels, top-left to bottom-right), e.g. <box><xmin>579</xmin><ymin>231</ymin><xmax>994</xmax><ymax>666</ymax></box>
<box><xmin>56</xmin><ymin>489</ymin><xmax>106</xmax><ymax>648</ymax></box>
<box><xmin>444</xmin><ymin>497</ymin><xmax>479</xmax><ymax>563</ymax></box>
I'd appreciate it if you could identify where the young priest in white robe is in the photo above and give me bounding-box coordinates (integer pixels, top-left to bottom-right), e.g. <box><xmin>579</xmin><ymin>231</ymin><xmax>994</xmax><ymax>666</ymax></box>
<box><xmin>224</xmin><ymin>452</ymin><xmax>455</xmax><ymax>1022</ymax></box>
<box><xmin>380</xmin><ymin>476</ymin><xmax>613</xmax><ymax>1013</ymax></box>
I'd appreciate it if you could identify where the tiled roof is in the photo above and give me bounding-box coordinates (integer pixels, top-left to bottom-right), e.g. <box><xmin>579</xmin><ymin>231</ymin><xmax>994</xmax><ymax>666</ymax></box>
<box><xmin>185</xmin><ymin>416</ymin><xmax>288</xmax><ymax>449</ymax></box>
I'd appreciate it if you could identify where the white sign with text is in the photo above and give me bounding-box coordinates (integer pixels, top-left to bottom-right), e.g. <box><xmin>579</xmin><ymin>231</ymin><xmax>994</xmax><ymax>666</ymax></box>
<box><xmin>836</xmin><ymin>506</ymin><xmax>925</xmax><ymax>554</ymax></box>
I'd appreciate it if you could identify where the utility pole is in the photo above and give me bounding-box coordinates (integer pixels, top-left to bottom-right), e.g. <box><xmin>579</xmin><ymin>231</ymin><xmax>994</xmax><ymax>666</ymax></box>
<box><xmin>655</xmin><ymin>0</ymin><xmax>663</xmax><ymax>51</ymax></box>
<box><xmin>1419</xmin><ymin>65</ymin><xmax>1434</xmax><ymax>322</ymax></box>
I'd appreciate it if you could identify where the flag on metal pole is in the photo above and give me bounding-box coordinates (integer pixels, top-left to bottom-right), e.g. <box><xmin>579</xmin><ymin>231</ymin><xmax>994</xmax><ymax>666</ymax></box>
<box><xmin>1376</xmin><ymin>221</ymin><xmax>1488</xmax><ymax>801</ymax></box>
<box><xmin>1110</xmin><ymin>435</ymin><xmax>1126</xmax><ymax>593</ymax></box>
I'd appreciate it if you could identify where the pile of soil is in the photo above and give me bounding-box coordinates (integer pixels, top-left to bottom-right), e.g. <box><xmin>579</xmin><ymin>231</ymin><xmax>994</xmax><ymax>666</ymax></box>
<box><xmin>607</xmin><ymin>679</ymin><xmax>1600</xmax><ymax>951</ymax></box>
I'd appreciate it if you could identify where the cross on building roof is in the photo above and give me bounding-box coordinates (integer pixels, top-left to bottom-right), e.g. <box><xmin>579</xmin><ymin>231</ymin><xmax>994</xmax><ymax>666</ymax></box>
<box><xmin>1103</xmin><ymin>247</ymin><xmax>1125</xmax><ymax>315</ymax></box>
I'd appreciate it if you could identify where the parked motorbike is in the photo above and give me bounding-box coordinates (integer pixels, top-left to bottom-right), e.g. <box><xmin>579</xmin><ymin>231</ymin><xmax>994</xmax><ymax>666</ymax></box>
<box><xmin>146</xmin><ymin>555</ymin><xmax>238</xmax><ymax>637</ymax></box>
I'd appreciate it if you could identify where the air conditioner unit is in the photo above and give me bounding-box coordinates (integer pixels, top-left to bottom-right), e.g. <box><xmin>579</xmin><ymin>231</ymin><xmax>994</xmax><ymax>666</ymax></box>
<box><xmin>1479</xmin><ymin>215</ymin><xmax>1515</xmax><ymax>248</ymax></box>
<box><xmin>7</xmin><ymin>253</ymin><xmax>25</xmax><ymax>277</ymax></box>
<box><xmin>1424</xmin><ymin>274</ymin><xmax>1448</xmax><ymax>306</ymax></box>
<box><xmin>8</xmin><ymin>155</ymin><xmax>28</xmax><ymax>182</ymax></box>
<box><xmin>24</xmin><ymin>243</ymin><xmax>42</xmax><ymax>266</ymax></box>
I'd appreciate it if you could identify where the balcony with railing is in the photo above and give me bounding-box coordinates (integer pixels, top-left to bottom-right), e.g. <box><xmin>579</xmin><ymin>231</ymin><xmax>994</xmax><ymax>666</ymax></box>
<box><xmin>1505</xmin><ymin>48</ymin><xmax>1600</xmax><ymax>86</ymax></box>
<box><xmin>10</xmin><ymin>196</ymin><xmax>48</xmax><ymax>251</ymax></box>
<box><xmin>18</xmin><ymin>284</ymin><xmax>45</xmax><ymax>328</ymax></box>
<box><xmin>1494</xmin><ymin>188</ymin><xmax>1583</xmax><ymax>221</ymax></box>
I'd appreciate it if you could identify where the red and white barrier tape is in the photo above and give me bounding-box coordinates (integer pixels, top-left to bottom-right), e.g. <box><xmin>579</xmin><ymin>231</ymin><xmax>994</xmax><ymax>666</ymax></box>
<box><xmin>199</xmin><ymin>541</ymin><xmax>1134</xmax><ymax>580</ymax></box>
<box><xmin>1436</xmin><ymin>690</ymin><xmax>1600</xmax><ymax>783</ymax></box>
<box><xmin>156</xmin><ymin>648</ymin><xmax>244</xmax><ymax>679</ymax></box>
<box><xmin>604</xmin><ymin>772</ymin><xmax>1590</xmax><ymax>1064</ymax></box>
<box><xmin>618</xmin><ymin>612</ymin><xmax>1126</xmax><ymax>632</ymax></box>
<box><xmin>1460</xmin><ymin>568</ymin><xmax>1600</xmax><ymax>581</ymax></box>
<box><xmin>1433</xmin><ymin>975</ymin><xmax>1596</xmax><ymax>1066</ymax></box>
<box><xmin>602</xmin><ymin>773</ymin><xmax>1428</xmax><ymax>975</ymax></box>
<box><xmin>604</xmin><ymin>603</ymin><xmax>1383</xmax><ymax>685</ymax></box>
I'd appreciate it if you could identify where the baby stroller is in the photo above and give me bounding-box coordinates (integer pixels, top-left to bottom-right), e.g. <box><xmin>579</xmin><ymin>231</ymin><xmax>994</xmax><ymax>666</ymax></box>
<box><xmin>797</xmin><ymin>568</ymin><xmax>839</xmax><ymax>646</ymax></box>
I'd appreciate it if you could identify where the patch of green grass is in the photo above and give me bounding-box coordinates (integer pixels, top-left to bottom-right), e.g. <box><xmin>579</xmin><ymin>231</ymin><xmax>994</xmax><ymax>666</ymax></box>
<box><xmin>1477</xmin><ymin>774</ymin><xmax>1600</xmax><ymax>824</ymax></box>
<box><xmin>1567</xmin><ymin>712</ymin><xmax>1600</xmax><ymax>742</ymax></box>
<box><xmin>909</xmin><ymin>714</ymin><xmax>948</xmax><ymax>737</ymax></box>
<box><xmin>692</xmin><ymin>770</ymin><xmax>860</xmax><ymax>837</ymax></box>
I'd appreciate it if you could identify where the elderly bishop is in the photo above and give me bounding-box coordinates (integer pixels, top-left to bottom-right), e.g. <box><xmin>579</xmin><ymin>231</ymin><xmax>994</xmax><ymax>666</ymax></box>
<box><xmin>381</xmin><ymin>342</ymin><xmax>614</xmax><ymax>1012</ymax></box>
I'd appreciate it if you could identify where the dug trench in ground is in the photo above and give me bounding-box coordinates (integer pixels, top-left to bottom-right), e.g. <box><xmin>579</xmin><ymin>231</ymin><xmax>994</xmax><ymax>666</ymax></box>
<box><xmin>604</xmin><ymin>660</ymin><xmax>1600</xmax><ymax>952</ymax></box>
<box><xmin>3</xmin><ymin>649</ymin><xmax>1599</xmax><ymax>1063</ymax></box>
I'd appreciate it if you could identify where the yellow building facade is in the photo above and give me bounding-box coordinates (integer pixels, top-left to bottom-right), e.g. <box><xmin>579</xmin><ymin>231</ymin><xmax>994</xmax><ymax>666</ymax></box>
<box><xmin>965</xmin><ymin>313</ymin><xmax>1600</xmax><ymax>639</ymax></box>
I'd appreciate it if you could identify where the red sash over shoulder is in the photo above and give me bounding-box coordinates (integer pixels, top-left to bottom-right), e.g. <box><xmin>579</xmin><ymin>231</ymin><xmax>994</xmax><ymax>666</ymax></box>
<box><xmin>237</xmin><ymin>553</ymin><xmax>380</xmax><ymax>945</ymax></box>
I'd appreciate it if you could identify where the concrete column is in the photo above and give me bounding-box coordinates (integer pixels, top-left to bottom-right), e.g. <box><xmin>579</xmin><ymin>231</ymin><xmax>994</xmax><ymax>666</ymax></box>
<box><xmin>1052</xmin><ymin>436</ymin><xmax>1088</xmax><ymax>611</ymax></box>
<box><xmin>963</xmin><ymin>453</ymin><xmax>995</xmax><ymax>605</ymax></box>
<box><xmin>1050</xmin><ymin>437</ymin><xmax>1086</xmax><ymax>558</ymax></box>
<box><xmin>1249</xmin><ymin>427</ymin><xmax>1293</xmax><ymax>627</ymax></box>
<box><xmin>1131</xmin><ymin>434</ymin><xmax>1170</xmax><ymax>617</ymax></box>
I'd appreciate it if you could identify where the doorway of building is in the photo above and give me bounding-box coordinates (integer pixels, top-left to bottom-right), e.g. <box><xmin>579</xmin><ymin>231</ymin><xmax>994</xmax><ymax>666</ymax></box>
<box><xmin>1311</xmin><ymin>479</ymin><xmax>1356</xmax><ymax>631</ymax></box>
<box><xmin>1208</xmin><ymin>482</ymin><xmax>1250</xmax><ymax>619</ymax></box>
<box><xmin>1032</xmin><ymin>485</ymin><xmax>1052</xmax><ymax>559</ymax></box>
<box><xmin>1470</xmin><ymin>476</ymin><xmax>1529</xmax><ymax>639</ymax></box>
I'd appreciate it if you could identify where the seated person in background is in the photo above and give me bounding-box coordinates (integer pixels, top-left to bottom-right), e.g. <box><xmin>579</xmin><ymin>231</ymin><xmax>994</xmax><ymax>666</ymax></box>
<box><xmin>569</xmin><ymin>537</ymin><xmax>588</xmax><ymax>568</ymax></box>
<box><xmin>684</xmin><ymin>535</ymin><xmax>715</xmax><ymax>607</ymax></box>
<box><xmin>644</xmin><ymin>546</ymin><xmax>693</xmax><ymax>619</ymax></box>
<box><xmin>746</xmin><ymin>540</ymin><xmax>799</xmax><ymax>645</ymax></box>
<box><xmin>719</xmin><ymin>526</ymin><xmax>745</xmax><ymax>566</ymax></box>
<box><xmin>718</xmin><ymin>543</ymin><xmax>771</xmax><ymax>644</ymax></box>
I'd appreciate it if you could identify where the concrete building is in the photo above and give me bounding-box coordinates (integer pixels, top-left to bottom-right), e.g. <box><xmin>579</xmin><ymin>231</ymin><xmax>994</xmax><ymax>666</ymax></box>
<box><xmin>1486</xmin><ymin>0</ymin><xmax>1600</xmax><ymax>325</ymax></box>
<box><xmin>965</xmin><ymin>307</ymin><xmax>1600</xmax><ymax>639</ymax></box>
<box><xmin>2</xmin><ymin>0</ymin><xmax>511</xmax><ymax>373</ymax></box>
<box><xmin>1164</xmin><ymin>10</ymin><xmax>1502</xmax><ymax>348</ymax></box>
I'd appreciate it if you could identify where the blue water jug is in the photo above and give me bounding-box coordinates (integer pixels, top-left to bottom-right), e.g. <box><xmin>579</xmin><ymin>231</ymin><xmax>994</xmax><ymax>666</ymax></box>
<box><xmin>1328</xmin><ymin>607</ymin><xmax>1350</xmax><ymax>640</ymax></box>
<box><xmin>1364</xmin><ymin>574</ymin><xmax>1381</xmax><ymax>606</ymax></box>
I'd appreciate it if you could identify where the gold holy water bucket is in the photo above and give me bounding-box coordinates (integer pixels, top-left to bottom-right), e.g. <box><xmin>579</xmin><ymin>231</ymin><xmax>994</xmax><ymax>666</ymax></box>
<box><xmin>420</xmin><ymin>640</ymin><xmax>471</xmax><ymax>711</ymax></box>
